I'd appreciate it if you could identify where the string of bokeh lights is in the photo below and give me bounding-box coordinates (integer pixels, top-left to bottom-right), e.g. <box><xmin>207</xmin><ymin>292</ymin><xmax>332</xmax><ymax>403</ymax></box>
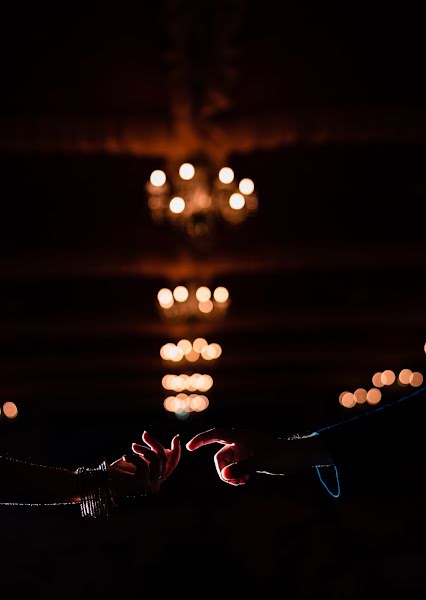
<box><xmin>339</xmin><ymin>348</ymin><xmax>425</xmax><ymax>409</ymax></box>
<box><xmin>157</xmin><ymin>284</ymin><xmax>229</xmax><ymax>319</ymax></box>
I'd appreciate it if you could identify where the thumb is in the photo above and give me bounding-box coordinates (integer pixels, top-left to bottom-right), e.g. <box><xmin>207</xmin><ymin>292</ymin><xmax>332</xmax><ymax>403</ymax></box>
<box><xmin>222</xmin><ymin>458</ymin><xmax>254</xmax><ymax>480</ymax></box>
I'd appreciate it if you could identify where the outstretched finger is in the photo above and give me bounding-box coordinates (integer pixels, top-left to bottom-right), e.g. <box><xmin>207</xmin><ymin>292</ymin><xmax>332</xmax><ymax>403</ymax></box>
<box><xmin>186</xmin><ymin>428</ymin><xmax>236</xmax><ymax>451</ymax></box>
<box><xmin>163</xmin><ymin>434</ymin><xmax>181</xmax><ymax>479</ymax></box>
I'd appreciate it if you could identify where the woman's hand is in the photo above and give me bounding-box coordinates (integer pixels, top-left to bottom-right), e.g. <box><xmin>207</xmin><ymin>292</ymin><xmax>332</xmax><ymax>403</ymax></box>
<box><xmin>109</xmin><ymin>431</ymin><xmax>181</xmax><ymax>500</ymax></box>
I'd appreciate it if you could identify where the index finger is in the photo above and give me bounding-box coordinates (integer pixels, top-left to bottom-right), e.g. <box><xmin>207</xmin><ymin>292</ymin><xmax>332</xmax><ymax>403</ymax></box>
<box><xmin>186</xmin><ymin>428</ymin><xmax>236</xmax><ymax>451</ymax></box>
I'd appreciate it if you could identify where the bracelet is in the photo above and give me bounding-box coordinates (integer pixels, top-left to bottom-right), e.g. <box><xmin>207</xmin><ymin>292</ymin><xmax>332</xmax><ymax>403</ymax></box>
<box><xmin>77</xmin><ymin>461</ymin><xmax>116</xmax><ymax>518</ymax></box>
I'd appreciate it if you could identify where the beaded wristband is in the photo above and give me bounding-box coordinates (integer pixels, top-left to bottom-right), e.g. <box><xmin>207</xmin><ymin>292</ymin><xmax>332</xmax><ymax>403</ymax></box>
<box><xmin>77</xmin><ymin>460</ymin><xmax>116</xmax><ymax>518</ymax></box>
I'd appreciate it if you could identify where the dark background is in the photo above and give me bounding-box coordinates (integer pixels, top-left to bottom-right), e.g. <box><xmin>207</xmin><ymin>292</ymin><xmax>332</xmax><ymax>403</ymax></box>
<box><xmin>0</xmin><ymin>2</ymin><xmax>425</xmax><ymax>597</ymax></box>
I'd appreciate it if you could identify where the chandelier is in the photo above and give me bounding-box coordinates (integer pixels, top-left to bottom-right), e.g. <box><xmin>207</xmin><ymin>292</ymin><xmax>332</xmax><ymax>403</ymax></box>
<box><xmin>146</xmin><ymin>157</ymin><xmax>258</xmax><ymax>237</ymax></box>
<box><xmin>157</xmin><ymin>282</ymin><xmax>230</xmax><ymax>321</ymax></box>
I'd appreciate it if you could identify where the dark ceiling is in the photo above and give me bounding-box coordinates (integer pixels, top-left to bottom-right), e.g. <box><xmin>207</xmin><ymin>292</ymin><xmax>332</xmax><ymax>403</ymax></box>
<box><xmin>0</xmin><ymin>1</ymin><xmax>425</xmax><ymax>440</ymax></box>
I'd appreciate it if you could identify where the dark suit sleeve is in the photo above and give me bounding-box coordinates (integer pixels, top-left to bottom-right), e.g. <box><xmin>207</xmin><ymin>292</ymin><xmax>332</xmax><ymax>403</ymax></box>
<box><xmin>316</xmin><ymin>386</ymin><xmax>426</xmax><ymax>491</ymax></box>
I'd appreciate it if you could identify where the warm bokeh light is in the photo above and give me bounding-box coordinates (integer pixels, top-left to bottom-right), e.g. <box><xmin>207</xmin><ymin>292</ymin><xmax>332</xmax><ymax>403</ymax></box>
<box><xmin>213</xmin><ymin>286</ymin><xmax>229</xmax><ymax>303</ymax></box>
<box><xmin>381</xmin><ymin>370</ymin><xmax>396</xmax><ymax>385</ymax></box>
<box><xmin>199</xmin><ymin>300</ymin><xmax>213</xmax><ymax>313</ymax></box>
<box><xmin>195</xmin><ymin>286</ymin><xmax>211</xmax><ymax>302</ymax></box>
<box><xmin>246</xmin><ymin>196</ymin><xmax>258</xmax><ymax>212</ymax></box>
<box><xmin>147</xmin><ymin>161</ymin><xmax>258</xmax><ymax>236</ymax></box>
<box><xmin>372</xmin><ymin>372</ymin><xmax>384</xmax><ymax>388</ymax></box>
<box><xmin>190</xmin><ymin>395</ymin><xmax>209</xmax><ymax>412</ymax></box>
<box><xmin>173</xmin><ymin>286</ymin><xmax>189</xmax><ymax>302</ymax></box>
<box><xmin>193</xmin><ymin>338</ymin><xmax>208</xmax><ymax>353</ymax></box>
<box><xmin>150</xmin><ymin>170</ymin><xmax>166</xmax><ymax>187</ymax></box>
<box><xmin>354</xmin><ymin>388</ymin><xmax>368</xmax><ymax>404</ymax></box>
<box><xmin>3</xmin><ymin>401</ymin><xmax>18</xmax><ymax>419</ymax></box>
<box><xmin>170</xmin><ymin>347</ymin><xmax>184</xmax><ymax>361</ymax></box>
<box><xmin>201</xmin><ymin>343</ymin><xmax>222</xmax><ymax>360</ymax></box>
<box><xmin>160</xmin><ymin>343</ymin><xmax>175</xmax><ymax>360</ymax></box>
<box><xmin>218</xmin><ymin>167</ymin><xmax>234</xmax><ymax>184</ymax></box>
<box><xmin>179</xmin><ymin>163</ymin><xmax>195</xmax><ymax>180</ymax></box>
<box><xmin>164</xmin><ymin>396</ymin><xmax>177</xmax><ymax>412</ymax></box>
<box><xmin>148</xmin><ymin>196</ymin><xmax>161</xmax><ymax>210</ymax></box>
<box><xmin>163</xmin><ymin>393</ymin><xmax>209</xmax><ymax>415</ymax></box>
<box><xmin>209</xmin><ymin>343</ymin><xmax>222</xmax><ymax>358</ymax></box>
<box><xmin>398</xmin><ymin>368</ymin><xmax>412</xmax><ymax>385</ymax></box>
<box><xmin>160</xmin><ymin>343</ymin><xmax>183</xmax><ymax>361</ymax></box>
<box><xmin>177</xmin><ymin>339</ymin><xmax>192</xmax><ymax>355</ymax></box>
<box><xmin>340</xmin><ymin>392</ymin><xmax>356</xmax><ymax>408</ymax></box>
<box><xmin>229</xmin><ymin>192</ymin><xmax>245</xmax><ymax>210</ymax></box>
<box><xmin>157</xmin><ymin>288</ymin><xmax>174</xmax><ymax>308</ymax></box>
<box><xmin>186</xmin><ymin>349</ymin><xmax>200</xmax><ymax>362</ymax></box>
<box><xmin>169</xmin><ymin>196</ymin><xmax>185</xmax><ymax>214</ymax></box>
<box><xmin>409</xmin><ymin>372</ymin><xmax>423</xmax><ymax>387</ymax></box>
<box><xmin>239</xmin><ymin>178</ymin><xmax>255</xmax><ymax>195</ymax></box>
<box><xmin>366</xmin><ymin>388</ymin><xmax>382</xmax><ymax>405</ymax></box>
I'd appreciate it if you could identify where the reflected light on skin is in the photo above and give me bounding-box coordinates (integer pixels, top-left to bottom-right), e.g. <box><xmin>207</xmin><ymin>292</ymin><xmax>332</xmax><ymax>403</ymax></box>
<box><xmin>150</xmin><ymin>170</ymin><xmax>166</xmax><ymax>187</ymax></box>
<box><xmin>341</xmin><ymin>392</ymin><xmax>356</xmax><ymax>408</ymax></box>
<box><xmin>372</xmin><ymin>372</ymin><xmax>384</xmax><ymax>388</ymax></box>
<box><xmin>173</xmin><ymin>286</ymin><xmax>189</xmax><ymax>302</ymax></box>
<box><xmin>179</xmin><ymin>163</ymin><xmax>195</xmax><ymax>180</ymax></box>
<box><xmin>354</xmin><ymin>388</ymin><xmax>368</xmax><ymax>404</ymax></box>
<box><xmin>366</xmin><ymin>388</ymin><xmax>382</xmax><ymax>405</ymax></box>
<box><xmin>381</xmin><ymin>370</ymin><xmax>396</xmax><ymax>385</ymax></box>
<box><xmin>169</xmin><ymin>197</ymin><xmax>185</xmax><ymax>214</ymax></box>
<box><xmin>409</xmin><ymin>372</ymin><xmax>423</xmax><ymax>387</ymax></box>
<box><xmin>398</xmin><ymin>369</ymin><xmax>412</xmax><ymax>385</ymax></box>
<box><xmin>196</xmin><ymin>286</ymin><xmax>211</xmax><ymax>302</ymax></box>
<box><xmin>239</xmin><ymin>178</ymin><xmax>255</xmax><ymax>195</ymax></box>
<box><xmin>3</xmin><ymin>401</ymin><xmax>18</xmax><ymax>419</ymax></box>
<box><xmin>218</xmin><ymin>167</ymin><xmax>234</xmax><ymax>184</ymax></box>
<box><xmin>213</xmin><ymin>286</ymin><xmax>229</xmax><ymax>303</ymax></box>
